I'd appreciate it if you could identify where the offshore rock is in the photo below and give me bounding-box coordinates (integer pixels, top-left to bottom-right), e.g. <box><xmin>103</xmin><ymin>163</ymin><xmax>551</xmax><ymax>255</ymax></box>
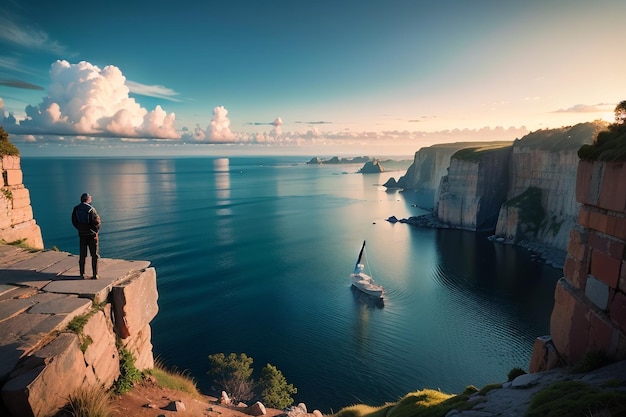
<box><xmin>359</xmin><ymin>159</ymin><xmax>384</xmax><ymax>173</ymax></box>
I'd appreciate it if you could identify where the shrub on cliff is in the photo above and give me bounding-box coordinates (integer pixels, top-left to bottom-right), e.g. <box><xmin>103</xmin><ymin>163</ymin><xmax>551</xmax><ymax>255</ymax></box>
<box><xmin>207</xmin><ymin>352</ymin><xmax>298</xmax><ymax>408</ymax></box>
<box><xmin>0</xmin><ymin>127</ymin><xmax>20</xmax><ymax>156</ymax></box>
<box><xmin>578</xmin><ymin>101</ymin><xmax>626</xmax><ymax>162</ymax></box>
<box><xmin>260</xmin><ymin>364</ymin><xmax>297</xmax><ymax>409</ymax></box>
<box><xmin>578</xmin><ymin>122</ymin><xmax>626</xmax><ymax>162</ymax></box>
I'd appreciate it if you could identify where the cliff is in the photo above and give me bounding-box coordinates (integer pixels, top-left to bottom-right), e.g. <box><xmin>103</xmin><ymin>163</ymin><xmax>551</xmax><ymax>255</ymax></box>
<box><xmin>392</xmin><ymin>141</ymin><xmax>512</xmax><ymax>209</ymax></box>
<box><xmin>494</xmin><ymin>122</ymin><xmax>607</xmax><ymax>251</ymax></box>
<box><xmin>0</xmin><ymin>247</ymin><xmax>158</xmax><ymax>417</ymax></box>
<box><xmin>436</xmin><ymin>144</ymin><xmax>512</xmax><ymax>231</ymax></box>
<box><xmin>530</xmin><ymin>157</ymin><xmax>626</xmax><ymax>372</ymax></box>
<box><xmin>0</xmin><ymin>153</ymin><xmax>158</xmax><ymax>417</ymax></box>
<box><xmin>0</xmin><ymin>155</ymin><xmax>43</xmax><ymax>250</ymax></box>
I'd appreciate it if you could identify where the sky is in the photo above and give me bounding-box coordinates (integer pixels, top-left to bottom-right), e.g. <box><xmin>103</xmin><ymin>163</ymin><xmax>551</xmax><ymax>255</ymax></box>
<box><xmin>0</xmin><ymin>0</ymin><xmax>624</xmax><ymax>155</ymax></box>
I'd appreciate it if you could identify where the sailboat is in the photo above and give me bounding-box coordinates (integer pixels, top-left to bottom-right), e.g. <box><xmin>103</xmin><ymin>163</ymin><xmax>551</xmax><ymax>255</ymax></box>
<box><xmin>350</xmin><ymin>240</ymin><xmax>384</xmax><ymax>299</ymax></box>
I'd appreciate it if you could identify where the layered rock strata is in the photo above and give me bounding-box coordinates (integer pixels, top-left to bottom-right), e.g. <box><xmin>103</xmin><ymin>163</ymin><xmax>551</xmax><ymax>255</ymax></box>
<box><xmin>495</xmin><ymin>122</ymin><xmax>606</xmax><ymax>251</ymax></box>
<box><xmin>393</xmin><ymin>141</ymin><xmax>512</xmax><ymax>209</ymax></box>
<box><xmin>0</xmin><ymin>247</ymin><xmax>157</xmax><ymax>417</ymax></box>
<box><xmin>530</xmin><ymin>159</ymin><xmax>626</xmax><ymax>372</ymax></box>
<box><xmin>0</xmin><ymin>155</ymin><xmax>43</xmax><ymax>249</ymax></box>
<box><xmin>436</xmin><ymin>145</ymin><xmax>512</xmax><ymax>231</ymax></box>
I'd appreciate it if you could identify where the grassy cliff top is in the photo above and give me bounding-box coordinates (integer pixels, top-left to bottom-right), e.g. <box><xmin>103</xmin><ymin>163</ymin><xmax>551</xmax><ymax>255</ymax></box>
<box><xmin>515</xmin><ymin>121</ymin><xmax>607</xmax><ymax>152</ymax></box>
<box><xmin>451</xmin><ymin>143</ymin><xmax>512</xmax><ymax>162</ymax></box>
<box><xmin>578</xmin><ymin>123</ymin><xmax>626</xmax><ymax>162</ymax></box>
<box><xmin>0</xmin><ymin>127</ymin><xmax>20</xmax><ymax>156</ymax></box>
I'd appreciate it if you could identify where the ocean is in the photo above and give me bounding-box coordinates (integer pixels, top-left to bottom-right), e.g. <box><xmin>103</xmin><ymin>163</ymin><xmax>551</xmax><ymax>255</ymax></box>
<box><xmin>20</xmin><ymin>155</ymin><xmax>561</xmax><ymax>412</ymax></box>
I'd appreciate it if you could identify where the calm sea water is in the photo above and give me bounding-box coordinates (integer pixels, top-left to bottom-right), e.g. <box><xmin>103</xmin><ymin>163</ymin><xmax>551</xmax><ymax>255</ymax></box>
<box><xmin>21</xmin><ymin>156</ymin><xmax>561</xmax><ymax>412</ymax></box>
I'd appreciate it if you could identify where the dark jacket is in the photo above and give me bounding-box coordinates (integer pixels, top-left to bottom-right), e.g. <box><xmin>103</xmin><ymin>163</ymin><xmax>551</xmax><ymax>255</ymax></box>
<box><xmin>71</xmin><ymin>202</ymin><xmax>101</xmax><ymax>238</ymax></box>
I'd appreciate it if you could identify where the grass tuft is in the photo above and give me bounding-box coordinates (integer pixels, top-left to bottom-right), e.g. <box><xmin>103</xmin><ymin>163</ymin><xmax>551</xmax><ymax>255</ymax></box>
<box><xmin>65</xmin><ymin>386</ymin><xmax>114</xmax><ymax>417</ymax></box>
<box><xmin>334</xmin><ymin>388</ymin><xmax>480</xmax><ymax>417</ymax></box>
<box><xmin>148</xmin><ymin>359</ymin><xmax>201</xmax><ymax>398</ymax></box>
<box><xmin>527</xmin><ymin>380</ymin><xmax>626</xmax><ymax>417</ymax></box>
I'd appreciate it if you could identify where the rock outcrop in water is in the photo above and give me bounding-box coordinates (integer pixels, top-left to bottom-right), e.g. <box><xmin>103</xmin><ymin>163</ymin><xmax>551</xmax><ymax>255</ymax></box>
<box><xmin>358</xmin><ymin>159</ymin><xmax>384</xmax><ymax>173</ymax></box>
<box><xmin>306</xmin><ymin>156</ymin><xmax>370</xmax><ymax>165</ymax></box>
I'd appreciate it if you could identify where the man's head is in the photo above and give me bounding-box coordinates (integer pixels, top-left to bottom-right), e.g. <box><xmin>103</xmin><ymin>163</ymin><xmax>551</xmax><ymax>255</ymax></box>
<box><xmin>80</xmin><ymin>193</ymin><xmax>91</xmax><ymax>203</ymax></box>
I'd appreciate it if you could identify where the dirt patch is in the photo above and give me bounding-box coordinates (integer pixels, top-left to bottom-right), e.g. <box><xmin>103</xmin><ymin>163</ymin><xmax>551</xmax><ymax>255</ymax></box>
<box><xmin>107</xmin><ymin>379</ymin><xmax>286</xmax><ymax>417</ymax></box>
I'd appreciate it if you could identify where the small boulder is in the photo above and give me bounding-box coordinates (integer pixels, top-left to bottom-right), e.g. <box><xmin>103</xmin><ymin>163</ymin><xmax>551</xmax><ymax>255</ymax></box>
<box><xmin>220</xmin><ymin>391</ymin><xmax>231</xmax><ymax>405</ymax></box>
<box><xmin>162</xmin><ymin>400</ymin><xmax>186</xmax><ymax>411</ymax></box>
<box><xmin>245</xmin><ymin>401</ymin><xmax>267</xmax><ymax>416</ymax></box>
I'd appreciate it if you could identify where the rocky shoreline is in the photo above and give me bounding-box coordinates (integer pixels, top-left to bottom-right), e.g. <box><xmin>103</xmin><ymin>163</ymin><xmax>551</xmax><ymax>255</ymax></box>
<box><xmin>386</xmin><ymin>213</ymin><xmax>567</xmax><ymax>270</ymax></box>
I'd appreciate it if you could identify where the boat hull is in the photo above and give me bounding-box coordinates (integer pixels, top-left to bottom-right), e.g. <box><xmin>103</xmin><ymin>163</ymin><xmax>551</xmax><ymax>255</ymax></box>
<box><xmin>351</xmin><ymin>272</ymin><xmax>384</xmax><ymax>299</ymax></box>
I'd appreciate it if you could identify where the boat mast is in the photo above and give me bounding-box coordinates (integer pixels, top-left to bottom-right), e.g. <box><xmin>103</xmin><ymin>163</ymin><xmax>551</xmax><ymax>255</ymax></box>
<box><xmin>355</xmin><ymin>240</ymin><xmax>366</xmax><ymax>269</ymax></box>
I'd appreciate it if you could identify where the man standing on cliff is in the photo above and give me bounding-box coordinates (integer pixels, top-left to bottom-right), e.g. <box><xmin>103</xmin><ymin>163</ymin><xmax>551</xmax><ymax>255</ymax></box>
<box><xmin>71</xmin><ymin>193</ymin><xmax>101</xmax><ymax>279</ymax></box>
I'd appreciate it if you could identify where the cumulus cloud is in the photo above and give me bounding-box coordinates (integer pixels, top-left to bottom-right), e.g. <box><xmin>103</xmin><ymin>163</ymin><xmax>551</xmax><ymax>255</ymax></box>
<box><xmin>207</xmin><ymin>106</ymin><xmax>235</xmax><ymax>142</ymax></box>
<box><xmin>3</xmin><ymin>60</ymin><xmax>179</xmax><ymax>139</ymax></box>
<box><xmin>272</xmin><ymin>117</ymin><xmax>283</xmax><ymax>136</ymax></box>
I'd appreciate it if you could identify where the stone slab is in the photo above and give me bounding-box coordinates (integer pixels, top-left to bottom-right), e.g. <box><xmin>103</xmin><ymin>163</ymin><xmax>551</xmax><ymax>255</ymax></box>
<box><xmin>0</xmin><ymin>284</ymin><xmax>18</xmax><ymax>298</ymax></box>
<box><xmin>40</xmin><ymin>254</ymin><xmax>82</xmax><ymax>276</ymax></box>
<box><xmin>0</xmin><ymin>246</ymin><xmax>35</xmax><ymax>268</ymax></box>
<box><xmin>0</xmin><ymin>297</ymin><xmax>37</xmax><ymax>322</ymax></box>
<box><xmin>42</xmin><ymin>279</ymin><xmax>116</xmax><ymax>304</ymax></box>
<box><xmin>0</xmin><ymin>286</ymin><xmax>37</xmax><ymax>302</ymax></box>
<box><xmin>28</xmin><ymin>294</ymin><xmax>92</xmax><ymax>315</ymax></box>
<box><xmin>0</xmin><ymin>268</ymin><xmax>51</xmax><ymax>286</ymax></box>
<box><xmin>29</xmin><ymin>314</ymin><xmax>72</xmax><ymax>335</ymax></box>
<box><xmin>0</xmin><ymin>312</ymin><xmax>49</xmax><ymax>344</ymax></box>
<box><xmin>6</xmin><ymin>250</ymin><xmax>71</xmax><ymax>272</ymax></box>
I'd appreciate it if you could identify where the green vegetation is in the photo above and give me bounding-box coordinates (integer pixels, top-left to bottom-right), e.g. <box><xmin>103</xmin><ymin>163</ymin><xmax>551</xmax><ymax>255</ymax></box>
<box><xmin>335</xmin><ymin>388</ymin><xmax>481</xmax><ymax>417</ymax></box>
<box><xmin>578</xmin><ymin>123</ymin><xmax>626</xmax><ymax>162</ymax></box>
<box><xmin>578</xmin><ymin>101</ymin><xmax>626</xmax><ymax>161</ymax></box>
<box><xmin>148</xmin><ymin>360</ymin><xmax>201</xmax><ymax>397</ymax></box>
<box><xmin>67</xmin><ymin>302</ymin><xmax>106</xmax><ymax>353</ymax></box>
<box><xmin>526</xmin><ymin>380</ymin><xmax>626</xmax><ymax>417</ymax></box>
<box><xmin>207</xmin><ymin>352</ymin><xmax>298</xmax><ymax>407</ymax></box>
<box><xmin>518</xmin><ymin>121</ymin><xmax>607</xmax><ymax>151</ymax></box>
<box><xmin>0</xmin><ymin>126</ymin><xmax>19</xmax><ymax>156</ymax></box>
<box><xmin>508</xmin><ymin>367</ymin><xmax>527</xmax><ymax>382</ymax></box>
<box><xmin>451</xmin><ymin>143</ymin><xmax>511</xmax><ymax>162</ymax></box>
<box><xmin>208</xmin><ymin>352</ymin><xmax>255</xmax><ymax>402</ymax></box>
<box><xmin>0</xmin><ymin>238</ymin><xmax>37</xmax><ymax>250</ymax></box>
<box><xmin>1</xmin><ymin>187</ymin><xmax>12</xmax><ymax>200</ymax></box>
<box><xmin>503</xmin><ymin>187</ymin><xmax>545</xmax><ymax>234</ymax></box>
<box><xmin>478</xmin><ymin>383</ymin><xmax>502</xmax><ymax>396</ymax></box>
<box><xmin>64</xmin><ymin>386</ymin><xmax>114</xmax><ymax>417</ymax></box>
<box><xmin>571</xmin><ymin>351</ymin><xmax>609</xmax><ymax>374</ymax></box>
<box><xmin>260</xmin><ymin>364</ymin><xmax>298</xmax><ymax>409</ymax></box>
<box><xmin>114</xmin><ymin>347</ymin><xmax>143</xmax><ymax>394</ymax></box>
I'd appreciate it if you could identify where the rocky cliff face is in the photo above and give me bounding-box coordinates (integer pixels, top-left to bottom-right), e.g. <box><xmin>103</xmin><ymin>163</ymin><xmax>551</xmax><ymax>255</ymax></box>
<box><xmin>494</xmin><ymin>122</ymin><xmax>606</xmax><ymax>251</ymax></box>
<box><xmin>530</xmin><ymin>158</ymin><xmax>626</xmax><ymax>372</ymax></box>
<box><xmin>0</xmin><ymin>155</ymin><xmax>43</xmax><ymax>249</ymax></box>
<box><xmin>396</xmin><ymin>142</ymin><xmax>511</xmax><ymax>209</ymax></box>
<box><xmin>437</xmin><ymin>145</ymin><xmax>512</xmax><ymax>231</ymax></box>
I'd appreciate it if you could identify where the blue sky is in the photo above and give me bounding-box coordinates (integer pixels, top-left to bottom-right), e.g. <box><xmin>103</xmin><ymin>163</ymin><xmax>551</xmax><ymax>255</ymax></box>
<box><xmin>0</xmin><ymin>0</ymin><xmax>624</xmax><ymax>154</ymax></box>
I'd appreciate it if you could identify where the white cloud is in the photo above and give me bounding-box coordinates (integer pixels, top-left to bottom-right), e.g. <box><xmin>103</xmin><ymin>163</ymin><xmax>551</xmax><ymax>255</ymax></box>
<box><xmin>125</xmin><ymin>80</ymin><xmax>182</xmax><ymax>102</ymax></box>
<box><xmin>207</xmin><ymin>106</ymin><xmax>235</xmax><ymax>142</ymax></box>
<box><xmin>272</xmin><ymin>116</ymin><xmax>283</xmax><ymax>136</ymax></box>
<box><xmin>7</xmin><ymin>60</ymin><xmax>179</xmax><ymax>139</ymax></box>
<box><xmin>0</xmin><ymin>14</ymin><xmax>66</xmax><ymax>55</ymax></box>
